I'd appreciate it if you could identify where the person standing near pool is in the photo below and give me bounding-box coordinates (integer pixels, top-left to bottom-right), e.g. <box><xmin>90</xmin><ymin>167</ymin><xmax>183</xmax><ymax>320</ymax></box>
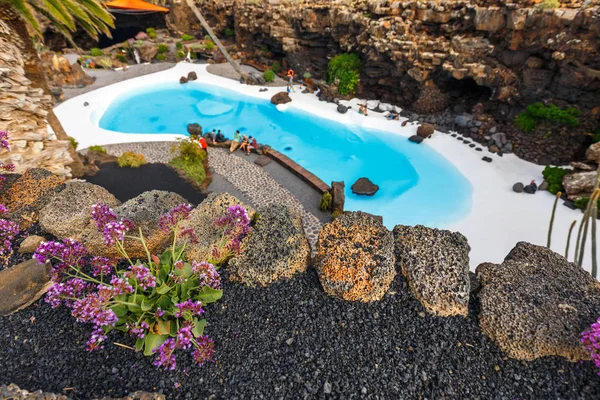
<box><xmin>287</xmin><ymin>69</ymin><xmax>296</xmax><ymax>92</ymax></box>
<box><xmin>229</xmin><ymin>130</ymin><xmax>242</xmax><ymax>153</ymax></box>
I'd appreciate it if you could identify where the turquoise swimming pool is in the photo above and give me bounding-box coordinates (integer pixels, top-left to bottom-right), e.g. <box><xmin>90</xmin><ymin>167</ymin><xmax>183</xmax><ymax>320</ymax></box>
<box><xmin>99</xmin><ymin>83</ymin><xmax>472</xmax><ymax>228</ymax></box>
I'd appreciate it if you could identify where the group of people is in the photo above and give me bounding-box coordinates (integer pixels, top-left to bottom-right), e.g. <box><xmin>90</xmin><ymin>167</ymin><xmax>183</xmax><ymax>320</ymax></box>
<box><xmin>229</xmin><ymin>130</ymin><xmax>257</xmax><ymax>155</ymax></box>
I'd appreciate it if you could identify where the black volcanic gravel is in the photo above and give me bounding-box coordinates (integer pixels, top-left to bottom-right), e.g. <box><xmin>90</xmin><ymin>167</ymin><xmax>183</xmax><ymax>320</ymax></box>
<box><xmin>1</xmin><ymin>269</ymin><xmax>599</xmax><ymax>399</ymax></box>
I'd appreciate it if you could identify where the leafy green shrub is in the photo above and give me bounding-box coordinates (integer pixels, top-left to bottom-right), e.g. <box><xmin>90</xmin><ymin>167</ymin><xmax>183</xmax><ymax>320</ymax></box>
<box><xmin>332</xmin><ymin>210</ymin><xmax>343</xmax><ymax>220</ymax></box>
<box><xmin>303</xmin><ymin>72</ymin><xmax>312</xmax><ymax>79</ymax></box>
<box><xmin>68</xmin><ymin>136</ymin><xmax>78</xmax><ymax>150</ymax></box>
<box><xmin>117</xmin><ymin>152</ymin><xmax>147</xmax><ymax>168</ymax></box>
<box><xmin>271</xmin><ymin>61</ymin><xmax>281</xmax><ymax>73</ymax></box>
<box><xmin>538</xmin><ymin>0</ymin><xmax>560</xmax><ymax>9</ymax></box>
<box><xmin>156</xmin><ymin>53</ymin><xmax>166</xmax><ymax>61</ymax></box>
<box><xmin>224</xmin><ymin>27</ymin><xmax>235</xmax><ymax>37</ymax></box>
<box><xmin>542</xmin><ymin>165</ymin><xmax>569</xmax><ymax>195</ymax></box>
<box><xmin>146</xmin><ymin>27</ymin><xmax>156</xmax><ymax>38</ymax></box>
<box><xmin>574</xmin><ymin>197</ymin><xmax>600</xmax><ymax>210</ymax></box>
<box><xmin>177</xmin><ymin>50</ymin><xmax>186</xmax><ymax>59</ymax></box>
<box><xmin>205</xmin><ymin>40</ymin><xmax>215</xmax><ymax>51</ymax></box>
<box><xmin>90</xmin><ymin>48</ymin><xmax>103</xmax><ymax>56</ymax></box>
<box><xmin>170</xmin><ymin>137</ymin><xmax>206</xmax><ymax>185</ymax></box>
<box><xmin>592</xmin><ymin>128</ymin><xmax>600</xmax><ymax>143</ymax></box>
<box><xmin>157</xmin><ymin>43</ymin><xmax>169</xmax><ymax>53</ymax></box>
<box><xmin>115</xmin><ymin>54</ymin><xmax>127</xmax><ymax>63</ymax></box>
<box><xmin>176</xmin><ymin>41</ymin><xmax>183</xmax><ymax>50</ymax></box>
<box><xmin>87</xmin><ymin>145</ymin><xmax>107</xmax><ymax>153</ymax></box>
<box><xmin>515</xmin><ymin>102</ymin><xmax>581</xmax><ymax>133</ymax></box>
<box><xmin>182</xmin><ymin>34</ymin><xmax>194</xmax><ymax>41</ymax></box>
<box><xmin>170</xmin><ymin>156</ymin><xmax>206</xmax><ymax>186</ymax></box>
<box><xmin>320</xmin><ymin>191</ymin><xmax>332</xmax><ymax>212</ymax></box>
<box><xmin>263</xmin><ymin>69</ymin><xmax>275</xmax><ymax>82</ymax></box>
<box><xmin>327</xmin><ymin>53</ymin><xmax>361</xmax><ymax>95</ymax></box>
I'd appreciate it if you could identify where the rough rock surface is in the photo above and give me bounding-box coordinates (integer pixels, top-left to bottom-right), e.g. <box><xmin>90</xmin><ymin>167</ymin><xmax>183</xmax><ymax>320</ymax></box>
<box><xmin>271</xmin><ymin>92</ymin><xmax>291</xmax><ymax>105</ymax></box>
<box><xmin>416</xmin><ymin>123</ymin><xmax>435</xmax><ymax>138</ymax></box>
<box><xmin>0</xmin><ymin>168</ymin><xmax>65</xmax><ymax>228</ymax></box>
<box><xmin>18</xmin><ymin>235</ymin><xmax>45</xmax><ymax>254</ymax></box>
<box><xmin>228</xmin><ymin>204</ymin><xmax>310</xmax><ymax>286</ymax></box>
<box><xmin>0</xmin><ymin>259</ymin><xmax>51</xmax><ymax>316</ymax></box>
<box><xmin>187</xmin><ymin>123</ymin><xmax>202</xmax><ymax>136</ymax></box>
<box><xmin>39</xmin><ymin>181</ymin><xmax>120</xmax><ymax>239</ymax></box>
<box><xmin>393</xmin><ymin>225</ymin><xmax>470</xmax><ymax>317</ymax></box>
<box><xmin>0</xmin><ymin>384</ymin><xmax>164</xmax><ymax>400</ymax></box>
<box><xmin>351</xmin><ymin>177</ymin><xmax>379</xmax><ymax>196</ymax></box>
<box><xmin>331</xmin><ymin>181</ymin><xmax>345</xmax><ymax>213</ymax></box>
<box><xmin>187</xmin><ymin>71</ymin><xmax>198</xmax><ymax>81</ymax></box>
<box><xmin>314</xmin><ymin>212</ymin><xmax>396</xmax><ymax>302</ymax></box>
<box><xmin>76</xmin><ymin>191</ymin><xmax>187</xmax><ymax>258</ymax></box>
<box><xmin>180</xmin><ymin>193</ymin><xmax>255</xmax><ymax>263</ymax></box>
<box><xmin>409</xmin><ymin>135</ymin><xmax>423</xmax><ymax>144</ymax></box>
<box><xmin>477</xmin><ymin>242</ymin><xmax>600</xmax><ymax>361</ymax></box>
<box><xmin>563</xmin><ymin>170</ymin><xmax>598</xmax><ymax>200</ymax></box>
<box><xmin>587</xmin><ymin>143</ymin><xmax>600</xmax><ymax>163</ymax></box>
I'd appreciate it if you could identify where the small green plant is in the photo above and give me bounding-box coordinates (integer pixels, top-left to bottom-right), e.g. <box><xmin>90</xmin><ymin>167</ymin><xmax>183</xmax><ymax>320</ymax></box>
<box><xmin>169</xmin><ymin>137</ymin><xmax>206</xmax><ymax>185</ymax></box>
<box><xmin>146</xmin><ymin>27</ymin><xmax>157</xmax><ymax>38</ymax></box>
<box><xmin>332</xmin><ymin>210</ymin><xmax>343</xmax><ymax>220</ymax></box>
<box><xmin>117</xmin><ymin>152</ymin><xmax>147</xmax><ymax>168</ymax></box>
<box><xmin>542</xmin><ymin>165</ymin><xmax>569</xmax><ymax>195</ymax></box>
<box><xmin>224</xmin><ymin>27</ymin><xmax>235</xmax><ymax>37</ymax></box>
<box><xmin>176</xmin><ymin>41</ymin><xmax>183</xmax><ymax>50</ymax></box>
<box><xmin>182</xmin><ymin>34</ymin><xmax>194</xmax><ymax>41</ymax></box>
<box><xmin>592</xmin><ymin>128</ymin><xmax>600</xmax><ymax>143</ymax></box>
<box><xmin>205</xmin><ymin>40</ymin><xmax>215</xmax><ymax>51</ymax></box>
<box><xmin>87</xmin><ymin>145</ymin><xmax>107</xmax><ymax>153</ymax></box>
<box><xmin>515</xmin><ymin>102</ymin><xmax>580</xmax><ymax>133</ymax></box>
<box><xmin>68</xmin><ymin>136</ymin><xmax>78</xmax><ymax>150</ymax></box>
<box><xmin>263</xmin><ymin>69</ymin><xmax>275</xmax><ymax>82</ymax></box>
<box><xmin>271</xmin><ymin>61</ymin><xmax>281</xmax><ymax>73</ymax></box>
<box><xmin>574</xmin><ymin>197</ymin><xmax>600</xmax><ymax>210</ymax></box>
<box><xmin>320</xmin><ymin>191</ymin><xmax>333</xmax><ymax>212</ymax></box>
<box><xmin>327</xmin><ymin>53</ymin><xmax>361</xmax><ymax>96</ymax></box>
<box><xmin>157</xmin><ymin>43</ymin><xmax>169</xmax><ymax>53</ymax></box>
<box><xmin>303</xmin><ymin>72</ymin><xmax>312</xmax><ymax>79</ymax></box>
<box><xmin>537</xmin><ymin>0</ymin><xmax>560</xmax><ymax>9</ymax></box>
<box><xmin>259</xmin><ymin>44</ymin><xmax>268</xmax><ymax>52</ymax></box>
<box><xmin>156</xmin><ymin>53</ymin><xmax>166</xmax><ymax>61</ymax></box>
<box><xmin>115</xmin><ymin>54</ymin><xmax>127</xmax><ymax>63</ymax></box>
<box><xmin>177</xmin><ymin>50</ymin><xmax>185</xmax><ymax>59</ymax></box>
<box><xmin>90</xmin><ymin>48</ymin><xmax>103</xmax><ymax>57</ymax></box>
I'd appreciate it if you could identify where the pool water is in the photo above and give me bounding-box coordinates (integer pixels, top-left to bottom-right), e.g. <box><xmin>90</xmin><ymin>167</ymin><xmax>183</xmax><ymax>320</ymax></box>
<box><xmin>99</xmin><ymin>83</ymin><xmax>472</xmax><ymax>228</ymax></box>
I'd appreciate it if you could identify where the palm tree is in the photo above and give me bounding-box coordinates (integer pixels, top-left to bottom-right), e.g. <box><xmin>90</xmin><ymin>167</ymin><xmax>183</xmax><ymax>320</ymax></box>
<box><xmin>184</xmin><ymin>0</ymin><xmax>248</xmax><ymax>82</ymax></box>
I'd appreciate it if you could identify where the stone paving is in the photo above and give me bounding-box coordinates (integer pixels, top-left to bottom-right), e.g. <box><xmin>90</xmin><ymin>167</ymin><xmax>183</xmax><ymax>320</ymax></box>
<box><xmin>87</xmin><ymin>142</ymin><xmax>323</xmax><ymax>247</ymax></box>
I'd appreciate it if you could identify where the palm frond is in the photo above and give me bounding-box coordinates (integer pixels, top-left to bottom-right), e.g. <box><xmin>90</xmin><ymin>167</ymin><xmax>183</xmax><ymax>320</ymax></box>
<box><xmin>7</xmin><ymin>0</ymin><xmax>41</xmax><ymax>34</ymax></box>
<box><xmin>31</xmin><ymin>0</ymin><xmax>76</xmax><ymax>31</ymax></box>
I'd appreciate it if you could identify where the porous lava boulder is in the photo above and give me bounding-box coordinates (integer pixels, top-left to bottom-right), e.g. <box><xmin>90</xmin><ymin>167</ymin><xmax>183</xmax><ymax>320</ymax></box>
<box><xmin>416</xmin><ymin>123</ymin><xmax>434</xmax><ymax>138</ymax></box>
<box><xmin>0</xmin><ymin>259</ymin><xmax>51</xmax><ymax>316</ymax></box>
<box><xmin>0</xmin><ymin>168</ymin><xmax>65</xmax><ymax>229</ymax></box>
<box><xmin>271</xmin><ymin>92</ymin><xmax>291</xmax><ymax>105</ymax></box>
<box><xmin>180</xmin><ymin>193</ymin><xmax>255</xmax><ymax>263</ymax></box>
<box><xmin>393</xmin><ymin>225</ymin><xmax>470</xmax><ymax>317</ymax></box>
<box><xmin>586</xmin><ymin>142</ymin><xmax>600</xmax><ymax>164</ymax></box>
<box><xmin>39</xmin><ymin>181</ymin><xmax>120</xmax><ymax>239</ymax></box>
<box><xmin>228</xmin><ymin>204</ymin><xmax>310</xmax><ymax>286</ymax></box>
<box><xmin>187</xmin><ymin>71</ymin><xmax>198</xmax><ymax>81</ymax></box>
<box><xmin>331</xmin><ymin>181</ymin><xmax>345</xmax><ymax>213</ymax></box>
<box><xmin>180</xmin><ymin>76</ymin><xmax>188</xmax><ymax>84</ymax></box>
<box><xmin>187</xmin><ymin>123</ymin><xmax>203</xmax><ymax>137</ymax></box>
<box><xmin>408</xmin><ymin>135</ymin><xmax>423</xmax><ymax>144</ymax></box>
<box><xmin>76</xmin><ymin>190</ymin><xmax>188</xmax><ymax>258</ymax></box>
<box><xmin>563</xmin><ymin>170</ymin><xmax>598</xmax><ymax>200</ymax></box>
<box><xmin>351</xmin><ymin>177</ymin><xmax>379</xmax><ymax>196</ymax></box>
<box><xmin>83</xmin><ymin>150</ymin><xmax>118</xmax><ymax>166</ymax></box>
<box><xmin>314</xmin><ymin>212</ymin><xmax>396</xmax><ymax>302</ymax></box>
<box><xmin>477</xmin><ymin>242</ymin><xmax>600</xmax><ymax>362</ymax></box>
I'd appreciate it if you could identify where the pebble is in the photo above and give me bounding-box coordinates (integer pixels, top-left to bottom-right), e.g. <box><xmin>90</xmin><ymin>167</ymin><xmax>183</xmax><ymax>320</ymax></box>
<box><xmin>482</xmin><ymin>156</ymin><xmax>492</xmax><ymax>163</ymax></box>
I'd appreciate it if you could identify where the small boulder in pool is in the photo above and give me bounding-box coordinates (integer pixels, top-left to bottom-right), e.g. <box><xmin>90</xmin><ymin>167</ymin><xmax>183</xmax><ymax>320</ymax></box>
<box><xmin>187</xmin><ymin>123</ymin><xmax>202</xmax><ymax>136</ymax></box>
<box><xmin>271</xmin><ymin>92</ymin><xmax>292</xmax><ymax>105</ymax></box>
<box><xmin>351</xmin><ymin>177</ymin><xmax>379</xmax><ymax>196</ymax></box>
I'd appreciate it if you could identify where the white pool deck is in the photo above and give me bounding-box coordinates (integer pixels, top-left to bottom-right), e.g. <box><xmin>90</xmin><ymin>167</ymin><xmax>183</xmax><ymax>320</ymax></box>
<box><xmin>54</xmin><ymin>63</ymin><xmax>598</xmax><ymax>273</ymax></box>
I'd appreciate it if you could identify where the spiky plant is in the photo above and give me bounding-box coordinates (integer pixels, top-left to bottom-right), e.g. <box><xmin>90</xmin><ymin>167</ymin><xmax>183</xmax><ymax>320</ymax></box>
<box><xmin>1</xmin><ymin>0</ymin><xmax>114</xmax><ymax>41</ymax></box>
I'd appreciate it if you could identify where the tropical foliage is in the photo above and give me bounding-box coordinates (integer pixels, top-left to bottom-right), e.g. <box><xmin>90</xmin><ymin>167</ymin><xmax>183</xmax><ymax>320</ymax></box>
<box><xmin>515</xmin><ymin>103</ymin><xmax>580</xmax><ymax>133</ymax></box>
<box><xmin>327</xmin><ymin>53</ymin><xmax>361</xmax><ymax>95</ymax></box>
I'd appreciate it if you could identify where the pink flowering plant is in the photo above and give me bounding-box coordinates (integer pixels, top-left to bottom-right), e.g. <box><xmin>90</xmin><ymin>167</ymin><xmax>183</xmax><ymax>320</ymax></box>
<box><xmin>582</xmin><ymin>317</ymin><xmax>600</xmax><ymax>375</ymax></box>
<box><xmin>34</xmin><ymin>201</ymin><xmax>250</xmax><ymax>370</ymax></box>
<box><xmin>209</xmin><ymin>205</ymin><xmax>250</xmax><ymax>265</ymax></box>
<box><xmin>0</xmin><ymin>203</ymin><xmax>19</xmax><ymax>266</ymax></box>
<box><xmin>0</xmin><ymin>130</ymin><xmax>16</xmax><ymax>185</ymax></box>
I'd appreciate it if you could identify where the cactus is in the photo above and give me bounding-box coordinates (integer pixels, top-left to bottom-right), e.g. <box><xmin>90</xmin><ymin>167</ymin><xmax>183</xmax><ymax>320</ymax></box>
<box><xmin>565</xmin><ymin>220</ymin><xmax>577</xmax><ymax>259</ymax></box>
<box><xmin>547</xmin><ymin>191</ymin><xmax>561</xmax><ymax>248</ymax></box>
<box><xmin>573</xmin><ymin>169</ymin><xmax>600</xmax><ymax>272</ymax></box>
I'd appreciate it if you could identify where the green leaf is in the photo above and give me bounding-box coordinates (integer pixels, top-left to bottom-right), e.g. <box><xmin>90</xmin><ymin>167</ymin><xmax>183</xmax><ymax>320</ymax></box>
<box><xmin>110</xmin><ymin>305</ymin><xmax>128</xmax><ymax>318</ymax></box>
<box><xmin>135</xmin><ymin>337</ymin><xmax>144</xmax><ymax>351</ymax></box>
<box><xmin>160</xmin><ymin>249</ymin><xmax>172</xmax><ymax>266</ymax></box>
<box><xmin>143</xmin><ymin>333</ymin><xmax>168</xmax><ymax>356</ymax></box>
<box><xmin>156</xmin><ymin>319</ymin><xmax>170</xmax><ymax>335</ymax></box>
<box><xmin>157</xmin><ymin>295</ymin><xmax>172</xmax><ymax>310</ymax></box>
<box><xmin>182</xmin><ymin>262</ymin><xmax>193</xmax><ymax>278</ymax></box>
<box><xmin>192</xmin><ymin>318</ymin><xmax>206</xmax><ymax>338</ymax></box>
<box><xmin>141</xmin><ymin>299</ymin><xmax>152</xmax><ymax>312</ymax></box>
<box><xmin>156</xmin><ymin>283</ymin><xmax>172</xmax><ymax>295</ymax></box>
<box><xmin>127</xmin><ymin>303</ymin><xmax>141</xmax><ymax>313</ymax></box>
<box><xmin>195</xmin><ymin>287</ymin><xmax>223</xmax><ymax>304</ymax></box>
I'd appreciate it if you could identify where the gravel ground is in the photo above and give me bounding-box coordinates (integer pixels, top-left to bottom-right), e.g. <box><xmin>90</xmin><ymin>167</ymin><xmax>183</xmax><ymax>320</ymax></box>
<box><xmin>0</xmin><ymin>269</ymin><xmax>598</xmax><ymax>399</ymax></box>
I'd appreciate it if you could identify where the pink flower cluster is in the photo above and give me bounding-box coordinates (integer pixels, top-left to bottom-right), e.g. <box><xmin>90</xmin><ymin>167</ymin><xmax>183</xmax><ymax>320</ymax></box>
<box><xmin>0</xmin><ymin>213</ymin><xmax>19</xmax><ymax>257</ymax></box>
<box><xmin>174</xmin><ymin>299</ymin><xmax>204</xmax><ymax>318</ymax></box>
<box><xmin>124</xmin><ymin>264</ymin><xmax>156</xmax><ymax>290</ymax></box>
<box><xmin>34</xmin><ymin>239</ymin><xmax>88</xmax><ymax>280</ymax></box>
<box><xmin>191</xmin><ymin>261</ymin><xmax>221</xmax><ymax>289</ymax></box>
<box><xmin>153</xmin><ymin>327</ymin><xmax>215</xmax><ymax>370</ymax></box>
<box><xmin>0</xmin><ymin>131</ymin><xmax>15</xmax><ymax>185</ymax></box>
<box><xmin>582</xmin><ymin>317</ymin><xmax>600</xmax><ymax>375</ymax></box>
<box><xmin>158</xmin><ymin>203</ymin><xmax>193</xmax><ymax>232</ymax></box>
<box><xmin>211</xmin><ymin>205</ymin><xmax>251</xmax><ymax>262</ymax></box>
<box><xmin>91</xmin><ymin>203</ymin><xmax>134</xmax><ymax>245</ymax></box>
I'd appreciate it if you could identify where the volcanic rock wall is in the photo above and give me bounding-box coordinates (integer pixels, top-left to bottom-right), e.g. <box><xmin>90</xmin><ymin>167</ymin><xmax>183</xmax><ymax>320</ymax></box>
<box><xmin>169</xmin><ymin>0</ymin><xmax>600</xmax><ymax>119</ymax></box>
<box><xmin>0</xmin><ymin>20</ymin><xmax>72</xmax><ymax>177</ymax></box>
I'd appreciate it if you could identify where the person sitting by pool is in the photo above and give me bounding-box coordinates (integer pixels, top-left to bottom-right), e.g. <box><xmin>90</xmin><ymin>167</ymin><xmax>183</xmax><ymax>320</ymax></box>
<box><xmin>386</xmin><ymin>111</ymin><xmax>400</xmax><ymax>120</ymax></box>
<box><xmin>229</xmin><ymin>130</ymin><xmax>242</xmax><ymax>153</ymax></box>
<box><xmin>204</xmin><ymin>129</ymin><xmax>217</xmax><ymax>143</ymax></box>
<box><xmin>248</xmin><ymin>136</ymin><xmax>258</xmax><ymax>154</ymax></box>
<box><xmin>239</xmin><ymin>135</ymin><xmax>251</xmax><ymax>155</ymax></box>
<box><xmin>358</xmin><ymin>104</ymin><xmax>369</xmax><ymax>116</ymax></box>
<box><xmin>215</xmin><ymin>130</ymin><xmax>226</xmax><ymax>143</ymax></box>
<box><xmin>198</xmin><ymin>136</ymin><xmax>208</xmax><ymax>152</ymax></box>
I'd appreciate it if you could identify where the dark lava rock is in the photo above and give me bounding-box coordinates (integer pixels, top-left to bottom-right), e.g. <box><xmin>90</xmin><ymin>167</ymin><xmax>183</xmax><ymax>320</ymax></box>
<box><xmin>331</xmin><ymin>181</ymin><xmax>345</xmax><ymax>213</ymax></box>
<box><xmin>393</xmin><ymin>225</ymin><xmax>470</xmax><ymax>317</ymax></box>
<box><xmin>337</xmin><ymin>104</ymin><xmax>350</xmax><ymax>114</ymax></box>
<box><xmin>416</xmin><ymin>123</ymin><xmax>434</xmax><ymax>138</ymax></box>
<box><xmin>187</xmin><ymin>71</ymin><xmax>197</xmax><ymax>81</ymax></box>
<box><xmin>482</xmin><ymin>156</ymin><xmax>492</xmax><ymax>162</ymax></box>
<box><xmin>477</xmin><ymin>242</ymin><xmax>600</xmax><ymax>362</ymax></box>
<box><xmin>0</xmin><ymin>259</ymin><xmax>50</xmax><ymax>316</ymax></box>
<box><xmin>351</xmin><ymin>178</ymin><xmax>379</xmax><ymax>196</ymax></box>
<box><xmin>408</xmin><ymin>135</ymin><xmax>423</xmax><ymax>144</ymax></box>
<box><xmin>469</xmin><ymin>144</ymin><xmax>476</xmax><ymax>148</ymax></box>
<box><xmin>476</xmin><ymin>148</ymin><xmax>483</xmax><ymax>151</ymax></box>
<box><xmin>314</xmin><ymin>212</ymin><xmax>396</xmax><ymax>302</ymax></box>
<box><xmin>512</xmin><ymin>182</ymin><xmax>524</xmax><ymax>193</ymax></box>
<box><xmin>228</xmin><ymin>204</ymin><xmax>310</xmax><ymax>287</ymax></box>
<box><xmin>259</xmin><ymin>88</ymin><xmax>268</xmax><ymax>92</ymax></box>
<box><xmin>187</xmin><ymin>123</ymin><xmax>202</xmax><ymax>136</ymax></box>
<box><xmin>564</xmin><ymin>200</ymin><xmax>577</xmax><ymax>210</ymax></box>
<box><xmin>523</xmin><ymin>182</ymin><xmax>537</xmax><ymax>194</ymax></box>
<box><xmin>271</xmin><ymin>92</ymin><xmax>291</xmax><ymax>105</ymax></box>
<box><xmin>179</xmin><ymin>76</ymin><xmax>188</xmax><ymax>84</ymax></box>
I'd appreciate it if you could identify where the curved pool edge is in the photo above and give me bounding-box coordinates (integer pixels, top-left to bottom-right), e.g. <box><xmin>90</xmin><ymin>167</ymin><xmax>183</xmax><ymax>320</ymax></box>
<box><xmin>53</xmin><ymin>62</ymin><xmax>598</xmax><ymax>273</ymax></box>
